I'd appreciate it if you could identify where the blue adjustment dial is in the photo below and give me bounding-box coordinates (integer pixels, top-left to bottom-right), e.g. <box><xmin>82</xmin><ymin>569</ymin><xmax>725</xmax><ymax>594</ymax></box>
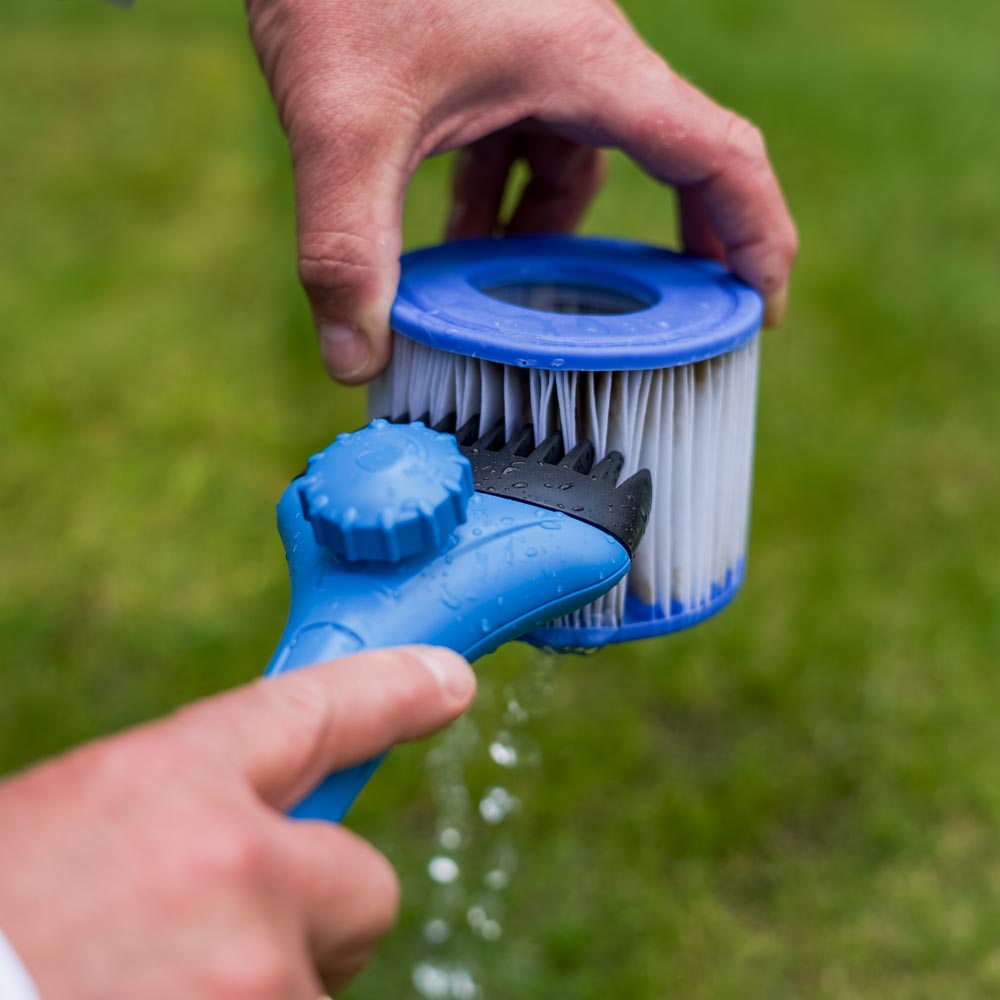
<box><xmin>298</xmin><ymin>419</ymin><xmax>474</xmax><ymax>563</ymax></box>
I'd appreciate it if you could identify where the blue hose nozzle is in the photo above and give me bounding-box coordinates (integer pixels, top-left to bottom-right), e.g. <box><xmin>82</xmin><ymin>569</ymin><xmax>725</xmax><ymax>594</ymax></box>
<box><xmin>265</xmin><ymin>418</ymin><xmax>650</xmax><ymax>822</ymax></box>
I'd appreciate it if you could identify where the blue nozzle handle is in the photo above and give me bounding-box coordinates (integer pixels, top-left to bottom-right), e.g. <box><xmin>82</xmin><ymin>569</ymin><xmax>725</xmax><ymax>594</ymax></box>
<box><xmin>265</xmin><ymin>475</ymin><xmax>631</xmax><ymax>823</ymax></box>
<box><xmin>271</xmin><ymin>627</ymin><xmax>388</xmax><ymax>822</ymax></box>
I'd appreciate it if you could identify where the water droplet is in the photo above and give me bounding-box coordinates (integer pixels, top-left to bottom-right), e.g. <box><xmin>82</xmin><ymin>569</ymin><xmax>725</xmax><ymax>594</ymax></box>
<box><xmin>480</xmin><ymin>919</ymin><xmax>502</xmax><ymax>941</ymax></box>
<box><xmin>414</xmin><ymin>655</ymin><xmax>559</xmax><ymax>995</ymax></box>
<box><xmin>465</xmin><ymin>906</ymin><xmax>503</xmax><ymax>942</ymax></box>
<box><xmin>480</xmin><ymin>618</ymin><xmax>491</xmax><ymax>633</ymax></box>
<box><xmin>439</xmin><ymin>586</ymin><xmax>461</xmax><ymax>610</ymax></box>
<box><xmin>505</xmin><ymin>695</ymin><xmax>529</xmax><ymax>724</ymax></box>
<box><xmin>423</xmin><ymin>918</ymin><xmax>451</xmax><ymax>944</ymax></box>
<box><xmin>413</xmin><ymin>962</ymin><xmax>450</xmax><ymax>998</ymax></box>
<box><xmin>479</xmin><ymin>786</ymin><xmax>519</xmax><ymax>825</ymax></box>
<box><xmin>524</xmin><ymin>546</ymin><xmax>539</xmax><ymax>557</ymax></box>
<box><xmin>450</xmin><ymin>968</ymin><xmax>481</xmax><ymax>998</ymax></box>
<box><xmin>484</xmin><ymin>868</ymin><xmax>510</xmax><ymax>891</ymax></box>
<box><xmin>439</xmin><ymin>827</ymin><xmax>462</xmax><ymax>850</ymax></box>
<box><xmin>489</xmin><ymin>738</ymin><xmax>518</xmax><ymax>768</ymax></box>
<box><xmin>428</xmin><ymin>856</ymin><xmax>460</xmax><ymax>884</ymax></box>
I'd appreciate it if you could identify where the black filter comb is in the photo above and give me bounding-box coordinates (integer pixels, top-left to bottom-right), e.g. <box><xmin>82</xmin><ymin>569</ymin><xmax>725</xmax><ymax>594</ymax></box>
<box><xmin>392</xmin><ymin>413</ymin><xmax>653</xmax><ymax>559</ymax></box>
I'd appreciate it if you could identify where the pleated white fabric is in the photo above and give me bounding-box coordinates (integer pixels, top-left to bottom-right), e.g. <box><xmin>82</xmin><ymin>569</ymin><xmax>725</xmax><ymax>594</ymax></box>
<box><xmin>370</xmin><ymin>332</ymin><xmax>759</xmax><ymax>633</ymax></box>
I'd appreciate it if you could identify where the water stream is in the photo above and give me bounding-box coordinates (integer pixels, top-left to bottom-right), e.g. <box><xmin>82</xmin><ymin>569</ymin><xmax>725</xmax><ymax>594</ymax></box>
<box><xmin>411</xmin><ymin>652</ymin><xmax>557</xmax><ymax>999</ymax></box>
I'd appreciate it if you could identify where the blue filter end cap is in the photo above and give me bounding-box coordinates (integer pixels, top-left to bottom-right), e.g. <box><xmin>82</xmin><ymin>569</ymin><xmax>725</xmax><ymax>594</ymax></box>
<box><xmin>299</xmin><ymin>420</ymin><xmax>474</xmax><ymax>563</ymax></box>
<box><xmin>391</xmin><ymin>235</ymin><xmax>763</xmax><ymax>371</ymax></box>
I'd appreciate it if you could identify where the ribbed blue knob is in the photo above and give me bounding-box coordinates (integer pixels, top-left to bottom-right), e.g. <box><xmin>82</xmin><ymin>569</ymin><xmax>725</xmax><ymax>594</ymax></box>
<box><xmin>298</xmin><ymin>419</ymin><xmax>474</xmax><ymax>563</ymax></box>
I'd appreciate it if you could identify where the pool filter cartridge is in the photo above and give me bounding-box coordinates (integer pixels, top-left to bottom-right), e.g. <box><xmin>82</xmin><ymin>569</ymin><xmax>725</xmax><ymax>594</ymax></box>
<box><xmin>370</xmin><ymin>235</ymin><xmax>763</xmax><ymax>650</ymax></box>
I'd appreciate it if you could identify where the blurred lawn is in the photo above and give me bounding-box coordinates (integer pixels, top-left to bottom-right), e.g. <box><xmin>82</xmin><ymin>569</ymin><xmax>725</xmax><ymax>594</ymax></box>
<box><xmin>2</xmin><ymin>0</ymin><xmax>1000</xmax><ymax>997</ymax></box>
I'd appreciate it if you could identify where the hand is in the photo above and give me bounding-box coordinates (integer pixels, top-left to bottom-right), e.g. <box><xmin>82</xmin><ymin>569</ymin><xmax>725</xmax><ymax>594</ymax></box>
<box><xmin>246</xmin><ymin>0</ymin><xmax>798</xmax><ymax>383</ymax></box>
<box><xmin>0</xmin><ymin>646</ymin><xmax>475</xmax><ymax>999</ymax></box>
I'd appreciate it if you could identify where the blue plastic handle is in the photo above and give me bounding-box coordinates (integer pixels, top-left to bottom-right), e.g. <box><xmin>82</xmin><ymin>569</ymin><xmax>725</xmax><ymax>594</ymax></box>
<box><xmin>265</xmin><ymin>484</ymin><xmax>631</xmax><ymax>822</ymax></box>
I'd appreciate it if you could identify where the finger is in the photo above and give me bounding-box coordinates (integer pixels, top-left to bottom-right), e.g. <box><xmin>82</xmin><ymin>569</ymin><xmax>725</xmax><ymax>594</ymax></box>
<box><xmin>290</xmin><ymin>120</ymin><xmax>411</xmax><ymax>384</ymax></box>
<box><xmin>680</xmin><ymin>183</ymin><xmax>795</xmax><ymax>326</ymax></box>
<box><xmin>574</xmin><ymin>51</ymin><xmax>798</xmax><ymax>315</ymax></box>
<box><xmin>677</xmin><ymin>184</ymin><xmax>726</xmax><ymax>264</ymax></box>
<box><xmin>446</xmin><ymin>132</ymin><xmax>519</xmax><ymax>240</ymax></box>
<box><xmin>505</xmin><ymin>139</ymin><xmax>606</xmax><ymax>235</ymax></box>
<box><xmin>171</xmin><ymin>646</ymin><xmax>475</xmax><ymax>810</ymax></box>
<box><xmin>280</xmin><ymin>821</ymin><xmax>401</xmax><ymax>995</ymax></box>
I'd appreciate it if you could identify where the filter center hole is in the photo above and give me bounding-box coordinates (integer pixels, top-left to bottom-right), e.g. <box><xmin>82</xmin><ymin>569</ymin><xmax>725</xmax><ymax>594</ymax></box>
<box><xmin>480</xmin><ymin>280</ymin><xmax>651</xmax><ymax>316</ymax></box>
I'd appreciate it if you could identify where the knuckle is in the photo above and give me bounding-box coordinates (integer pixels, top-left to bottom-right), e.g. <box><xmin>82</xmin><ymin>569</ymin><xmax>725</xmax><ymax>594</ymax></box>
<box><xmin>297</xmin><ymin>230</ymin><xmax>382</xmax><ymax>300</ymax></box>
<box><xmin>757</xmin><ymin>222</ymin><xmax>799</xmax><ymax>294</ymax></box>
<box><xmin>356</xmin><ymin>851</ymin><xmax>401</xmax><ymax>941</ymax></box>
<box><xmin>289</xmin><ymin>103</ymin><xmax>369</xmax><ymax>162</ymax></box>
<box><xmin>267</xmin><ymin>673</ymin><xmax>334</xmax><ymax>763</ymax></box>
<box><xmin>500</xmin><ymin>10</ymin><xmax>569</xmax><ymax>66</ymax></box>
<box><xmin>249</xmin><ymin>672</ymin><xmax>347</xmax><ymax>790</ymax></box>
<box><xmin>191</xmin><ymin>823</ymin><xmax>273</xmax><ymax>889</ymax></box>
<box><xmin>541</xmin><ymin>8</ymin><xmax>633</xmax><ymax>70</ymax></box>
<box><xmin>721</xmin><ymin>113</ymin><xmax>767</xmax><ymax>164</ymax></box>
<box><xmin>203</xmin><ymin>938</ymin><xmax>296</xmax><ymax>1000</ymax></box>
<box><xmin>83</xmin><ymin>729</ymin><xmax>177</xmax><ymax>795</ymax></box>
<box><xmin>286</xmin><ymin>71</ymin><xmax>414</xmax><ymax>154</ymax></box>
<box><xmin>782</xmin><ymin>221</ymin><xmax>800</xmax><ymax>264</ymax></box>
<box><xmin>83</xmin><ymin>735</ymin><xmax>141</xmax><ymax>786</ymax></box>
<box><xmin>328</xmin><ymin>834</ymin><xmax>401</xmax><ymax>948</ymax></box>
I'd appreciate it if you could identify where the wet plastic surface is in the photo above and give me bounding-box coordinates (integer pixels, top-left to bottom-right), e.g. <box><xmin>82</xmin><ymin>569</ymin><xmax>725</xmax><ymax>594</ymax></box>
<box><xmin>265</xmin><ymin>422</ymin><xmax>638</xmax><ymax>821</ymax></box>
<box><xmin>392</xmin><ymin>235</ymin><xmax>763</xmax><ymax>371</ymax></box>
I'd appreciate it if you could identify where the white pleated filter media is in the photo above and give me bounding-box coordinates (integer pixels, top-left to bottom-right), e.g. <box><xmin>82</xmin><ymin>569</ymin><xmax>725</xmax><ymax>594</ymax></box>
<box><xmin>370</xmin><ymin>331</ymin><xmax>760</xmax><ymax>634</ymax></box>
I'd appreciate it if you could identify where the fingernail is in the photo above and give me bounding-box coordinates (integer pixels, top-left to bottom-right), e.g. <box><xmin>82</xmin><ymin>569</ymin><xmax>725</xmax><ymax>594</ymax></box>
<box><xmin>763</xmin><ymin>285</ymin><xmax>789</xmax><ymax>328</ymax></box>
<box><xmin>320</xmin><ymin>323</ymin><xmax>371</xmax><ymax>381</ymax></box>
<box><xmin>415</xmin><ymin>647</ymin><xmax>475</xmax><ymax>704</ymax></box>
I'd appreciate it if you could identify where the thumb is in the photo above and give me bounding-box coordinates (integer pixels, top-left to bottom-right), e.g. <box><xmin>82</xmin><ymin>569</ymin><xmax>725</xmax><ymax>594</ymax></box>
<box><xmin>170</xmin><ymin>646</ymin><xmax>475</xmax><ymax>811</ymax></box>
<box><xmin>291</xmin><ymin>128</ymin><xmax>409</xmax><ymax>384</ymax></box>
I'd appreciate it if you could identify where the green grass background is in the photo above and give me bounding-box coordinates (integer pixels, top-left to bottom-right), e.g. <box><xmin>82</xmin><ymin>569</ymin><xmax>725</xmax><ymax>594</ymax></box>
<box><xmin>2</xmin><ymin>0</ymin><xmax>1000</xmax><ymax>997</ymax></box>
